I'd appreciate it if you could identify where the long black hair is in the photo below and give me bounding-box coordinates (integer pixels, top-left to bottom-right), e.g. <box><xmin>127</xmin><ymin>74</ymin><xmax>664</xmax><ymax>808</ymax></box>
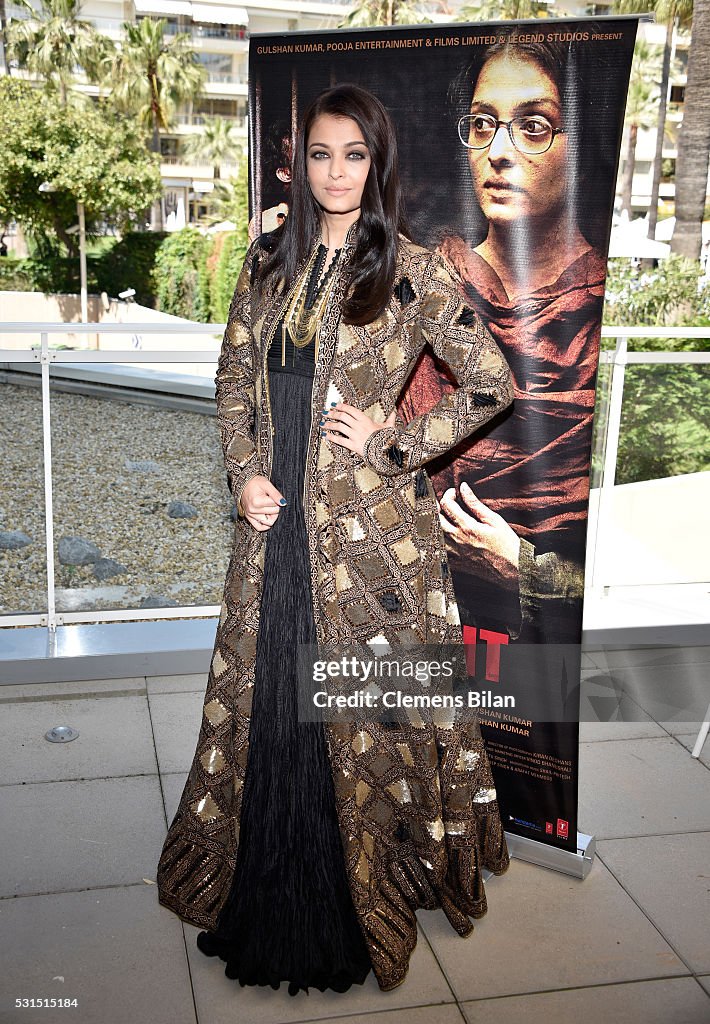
<box><xmin>253</xmin><ymin>82</ymin><xmax>413</xmax><ymax>326</ymax></box>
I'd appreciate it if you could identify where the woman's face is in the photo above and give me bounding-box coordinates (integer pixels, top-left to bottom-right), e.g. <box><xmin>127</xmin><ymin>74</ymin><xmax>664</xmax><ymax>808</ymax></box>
<box><xmin>466</xmin><ymin>52</ymin><xmax>568</xmax><ymax>227</ymax></box>
<box><xmin>306</xmin><ymin>113</ymin><xmax>372</xmax><ymax>220</ymax></box>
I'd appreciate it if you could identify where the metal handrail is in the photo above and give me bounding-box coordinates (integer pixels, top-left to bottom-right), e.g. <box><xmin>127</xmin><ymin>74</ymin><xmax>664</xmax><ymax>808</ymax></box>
<box><xmin>0</xmin><ymin>322</ymin><xmax>708</xmax><ymax>631</ymax></box>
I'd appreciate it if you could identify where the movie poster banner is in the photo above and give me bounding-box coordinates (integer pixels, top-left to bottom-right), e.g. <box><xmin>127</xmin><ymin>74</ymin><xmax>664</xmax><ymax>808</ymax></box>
<box><xmin>248</xmin><ymin>17</ymin><xmax>639</xmax><ymax>855</ymax></box>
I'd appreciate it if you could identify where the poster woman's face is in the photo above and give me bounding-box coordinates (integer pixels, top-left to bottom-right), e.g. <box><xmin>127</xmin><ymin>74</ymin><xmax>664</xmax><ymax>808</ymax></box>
<box><xmin>466</xmin><ymin>52</ymin><xmax>568</xmax><ymax>227</ymax></box>
<box><xmin>306</xmin><ymin>113</ymin><xmax>372</xmax><ymax>219</ymax></box>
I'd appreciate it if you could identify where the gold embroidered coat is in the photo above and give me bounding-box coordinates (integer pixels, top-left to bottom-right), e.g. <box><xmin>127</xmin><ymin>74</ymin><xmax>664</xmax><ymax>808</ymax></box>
<box><xmin>156</xmin><ymin>224</ymin><xmax>515</xmax><ymax>991</ymax></box>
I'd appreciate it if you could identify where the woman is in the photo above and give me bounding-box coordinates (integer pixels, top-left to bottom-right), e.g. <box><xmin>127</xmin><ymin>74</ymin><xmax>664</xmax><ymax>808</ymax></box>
<box><xmin>399</xmin><ymin>33</ymin><xmax>609</xmax><ymax>643</ymax></box>
<box><xmin>157</xmin><ymin>83</ymin><xmax>514</xmax><ymax>996</ymax></box>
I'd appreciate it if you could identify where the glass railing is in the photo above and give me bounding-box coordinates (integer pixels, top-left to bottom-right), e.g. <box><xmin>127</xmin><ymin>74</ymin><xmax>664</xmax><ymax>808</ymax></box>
<box><xmin>586</xmin><ymin>329</ymin><xmax>710</xmax><ymax>595</ymax></box>
<box><xmin>0</xmin><ymin>324</ymin><xmax>708</xmax><ymax>631</ymax></box>
<box><xmin>174</xmin><ymin>113</ymin><xmax>247</xmax><ymax>128</ymax></box>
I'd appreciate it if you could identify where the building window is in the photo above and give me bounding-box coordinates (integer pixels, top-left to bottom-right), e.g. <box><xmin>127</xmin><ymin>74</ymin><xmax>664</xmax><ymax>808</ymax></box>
<box><xmin>670</xmin><ymin>84</ymin><xmax>685</xmax><ymax>104</ymax></box>
<box><xmin>189</xmin><ymin>198</ymin><xmax>212</xmax><ymax>222</ymax></box>
<box><xmin>194</xmin><ymin>98</ymin><xmax>245</xmax><ymax>122</ymax></box>
<box><xmin>196</xmin><ymin>52</ymin><xmax>233</xmax><ymax>81</ymax></box>
<box><xmin>192</xmin><ymin>21</ymin><xmax>247</xmax><ymax>41</ymax></box>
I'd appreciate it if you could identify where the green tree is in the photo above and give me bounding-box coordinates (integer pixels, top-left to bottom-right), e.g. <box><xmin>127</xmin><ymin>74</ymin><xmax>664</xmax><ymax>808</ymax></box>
<box><xmin>671</xmin><ymin>0</ymin><xmax>710</xmax><ymax>258</ymax></box>
<box><xmin>153</xmin><ymin>226</ymin><xmax>212</xmax><ymax>319</ymax></box>
<box><xmin>613</xmin><ymin>0</ymin><xmax>694</xmax><ymax>240</ymax></box>
<box><xmin>339</xmin><ymin>0</ymin><xmax>432</xmax><ymax>27</ymax></box>
<box><xmin>0</xmin><ymin>77</ymin><xmax>162</xmax><ymax>257</ymax></box>
<box><xmin>209</xmin><ymin>152</ymin><xmax>249</xmax><ymax>229</ymax></box>
<box><xmin>619</xmin><ymin>40</ymin><xmax>663</xmax><ymax>216</ymax></box>
<box><xmin>180</xmin><ymin>115</ymin><xmax>243</xmax><ymax>181</ymax></box>
<box><xmin>458</xmin><ymin>0</ymin><xmax>549</xmax><ymax>19</ymax></box>
<box><xmin>603</xmin><ymin>253</ymin><xmax>710</xmax><ymax>334</ymax></box>
<box><xmin>103</xmin><ymin>16</ymin><xmax>206</xmax><ymax>230</ymax></box>
<box><xmin>601</xmin><ymin>254</ymin><xmax>709</xmax><ymax>486</ymax></box>
<box><xmin>4</xmin><ymin>0</ymin><xmax>111</xmax><ymax>105</ymax></box>
<box><xmin>208</xmin><ymin>155</ymin><xmax>249</xmax><ymax>319</ymax></box>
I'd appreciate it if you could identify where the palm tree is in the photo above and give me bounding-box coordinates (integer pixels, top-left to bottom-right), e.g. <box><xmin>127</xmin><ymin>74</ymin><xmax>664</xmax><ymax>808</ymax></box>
<box><xmin>4</xmin><ymin>0</ymin><xmax>111</xmax><ymax>105</ymax></box>
<box><xmin>181</xmin><ymin>115</ymin><xmax>243</xmax><ymax>180</ymax></box>
<box><xmin>339</xmin><ymin>0</ymin><xmax>432</xmax><ymax>27</ymax></box>
<box><xmin>457</xmin><ymin>0</ymin><xmax>549</xmax><ymax>19</ymax></box>
<box><xmin>613</xmin><ymin>0</ymin><xmax>694</xmax><ymax>240</ymax></box>
<box><xmin>671</xmin><ymin>0</ymin><xmax>710</xmax><ymax>258</ymax></box>
<box><xmin>0</xmin><ymin>0</ymin><xmax>8</xmax><ymax>73</ymax></box>
<box><xmin>104</xmin><ymin>17</ymin><xmax>206</xmax><ymax>230</ymax></box>
<box><xmin>619</xmin><ymin>40</ymin><xmax>662</xmax><ymax>216</ymax></box>
<box><xmin>210</xmin><ymin>153</ymin><xmax>248</xmax><ymax>227</ymax></box>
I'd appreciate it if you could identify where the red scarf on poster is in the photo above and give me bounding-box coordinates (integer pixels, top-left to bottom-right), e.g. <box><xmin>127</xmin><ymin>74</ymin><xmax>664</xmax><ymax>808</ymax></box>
<box><xmin>398</xmin><ymin>238</ymin><xmax>607</xmax><ymax>561</ymax></box>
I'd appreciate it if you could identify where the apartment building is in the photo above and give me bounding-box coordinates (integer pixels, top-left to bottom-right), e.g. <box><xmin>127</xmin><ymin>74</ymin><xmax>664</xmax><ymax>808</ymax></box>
<box><xmin>3</xmin><ymin>0</ymin><xmax>698</xmax><ymax>227</ymax></box>
<box><xmin>4</xmin><ymin>0</ymin><xmax>351</xmax><ymax>228</ymax></box>
<box><xmin>559</xmin><ymin>0</ymin><xmax>693</xmax><ymax>217</ymax></box>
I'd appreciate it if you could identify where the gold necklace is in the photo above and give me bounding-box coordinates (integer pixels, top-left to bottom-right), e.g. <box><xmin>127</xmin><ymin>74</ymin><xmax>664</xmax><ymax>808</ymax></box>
<box><xmin>281</xmin><ymin>242</ymin><xmax>341</xmax><ymax>365</ymax></box>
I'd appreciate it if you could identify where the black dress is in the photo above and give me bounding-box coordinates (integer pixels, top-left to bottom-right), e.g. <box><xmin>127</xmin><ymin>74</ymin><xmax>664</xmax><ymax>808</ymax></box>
<box><xmin>196</xmin><ymin>246</ymin><xmax>373</xmax><ymax>996</ymax></box>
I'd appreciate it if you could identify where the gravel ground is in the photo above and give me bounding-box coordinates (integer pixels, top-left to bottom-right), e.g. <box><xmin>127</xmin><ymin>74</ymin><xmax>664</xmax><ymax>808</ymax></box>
<box><xmin>0</xmin><ymin>381</ymin><xmax>237</xmax><ymax>618</ymax></box>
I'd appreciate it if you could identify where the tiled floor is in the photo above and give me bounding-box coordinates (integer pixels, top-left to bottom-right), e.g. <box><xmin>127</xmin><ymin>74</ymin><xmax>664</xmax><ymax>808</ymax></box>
<box><xmin>1</xmin><ymin>650</ymin><xmax>709</xmax><ymax>1024</ymax></box>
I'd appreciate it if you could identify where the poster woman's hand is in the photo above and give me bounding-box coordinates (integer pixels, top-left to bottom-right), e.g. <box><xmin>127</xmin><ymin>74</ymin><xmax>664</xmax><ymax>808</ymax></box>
<box><xmin>239</xmin><ymin>475</ymin><xmax>286</xmax><ymax>532</ymax></box>
<box><xmin>439</xmin><ymin>481</ymin><xmax>521</xmax><ymax>585</ymax></box>
<box><xmin>322</xmin><ymin>403</ymin><xmax>397</xmax><ymax>457</ymax></box>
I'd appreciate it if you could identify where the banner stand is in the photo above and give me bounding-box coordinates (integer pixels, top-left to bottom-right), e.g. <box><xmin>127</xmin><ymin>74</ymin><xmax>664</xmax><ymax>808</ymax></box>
<box><xmin>488</xmin><ymin>831</ymin><xmax>596</xmax><ymax>881</ymax></box>
<box><xmin>250</xmin><ymin>14</ymin><xmax>638</xmax><ymax>885</ymax></box>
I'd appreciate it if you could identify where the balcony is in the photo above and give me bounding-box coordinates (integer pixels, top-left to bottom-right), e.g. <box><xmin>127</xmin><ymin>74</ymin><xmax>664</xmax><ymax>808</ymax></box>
<box><xmin>174</xmin><ymin>113</ymin><xmax>247</xmax><ymax>131</ymax></box>
<box><xmin>0</xmin><ymin>321</ymin><xmax>707</xmax><ymax>648</ymax></box>
<box><xmin>0</xmin><ymin>317</ymin><xmax>708</xmax><ymax>1020</ymax></box>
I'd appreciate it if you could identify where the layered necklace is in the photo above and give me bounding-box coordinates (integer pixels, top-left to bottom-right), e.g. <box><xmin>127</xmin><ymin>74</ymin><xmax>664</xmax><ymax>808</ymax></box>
<box><xmin>280</xmin><ymin>240</ymin><xmax>342</xmax><ymax>365</ymax></box>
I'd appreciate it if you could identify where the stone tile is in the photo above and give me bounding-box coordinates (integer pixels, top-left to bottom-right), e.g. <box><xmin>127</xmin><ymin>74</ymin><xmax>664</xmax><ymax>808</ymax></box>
<box><xmin>578</xmin><ymin>737</ymin><xmax>710</xmax><ymax>839</ymax></box>
<box><xmin>147</xmin><ymin>674</ymin><xmax>206</xmax><ymax>696</ymax></box>
<box><xmin>185</xmin><ymin>920</ymin><xmax>456</xmax><ymax>1023</ymax></box>
<box><xmin>0</xmin><ymin>885</ymin><xmax>196</xmax><ymax>1024</ymax></box>
<box><xmin>0</xmin><ymin>776</ymin><xmax>167</xmax><ymax>897</ymax></box>
<box><xmin>418</xmin><ymin>856</ymin><xmax>686</xmax><ymax>1002</ymax></box>
<box><xmin>0</xmin><ymin>677</ymin><xmax>146</xmax><ymax>703</ymax></box>
<box><xmin>578</xmin><ymin>682</ymin><xmax>665</xmax><ymax>741</ymax></box>
<box><xmin>698</xmin><ymin>976</ymin><xmax>710</xmax><ymax>998</ymax></box>
<box><xmin>674</xmin><ymin>732</ymin><xmax>710</xmax><ymax>769</ymax></box>
<box><xmin>0</xmin><ymin>695</ymin><xmax>157</xmax><ymax>784</ymax></box>
<box><xmin>591</xmin><ymin>646</ymin><xmax>710</xmax><ymax>672</ymax></box>
<box><xmin>161</xmin><ymin>771</ymin><xmax>189</xmax><ymax>825</ymax></box>
<box><xmin>148</xmin><ymin>692</ymin><xmax>204</xmax><ymax>774</ymax></box>
<box><xmin>460</xmin><ymin>978</ymin><xmax>709</xmax><ymax>1024</ymax></box>
<box><xmin>293</xmin><ymin>1006</ymin><xmax>465</xmax><ymax>1024</ymax></box>
<box><xmin>662</xmin><ymin>723</ymin><xmax>710</xmax><ymax>740</ymax></box>
<box><xmin>597</xmin><ymin>833</ymin><xmax>710</xmax><ymax>974</ymax></box>
<box><xmin>581</xmin><ymin>660</ymin><xmax>709</xmax><ymax>733</ymax></box>
<box><xmin>579</xmin><ymin>720</ymin><xmax>667</xmax><ymax>742</ymax></box>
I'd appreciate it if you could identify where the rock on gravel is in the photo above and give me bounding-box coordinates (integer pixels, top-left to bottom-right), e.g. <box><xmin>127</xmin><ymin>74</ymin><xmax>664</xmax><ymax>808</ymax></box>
<box><xmin>0</xmin><ymin>383</ymin><xmax>236</xmax><ymax>617</ymax></box>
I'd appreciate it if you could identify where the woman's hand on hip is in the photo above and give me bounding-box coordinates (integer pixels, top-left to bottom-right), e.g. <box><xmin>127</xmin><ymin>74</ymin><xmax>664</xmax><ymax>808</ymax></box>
<box><xmin>321</xmin><ymin>404</ymin><xmax>397</xmax><ymax>458</ymax></box>
<box><xmin>239</xmin><ymin>475</ymin><xmax>286</xmax><ymax>531</ymax></box>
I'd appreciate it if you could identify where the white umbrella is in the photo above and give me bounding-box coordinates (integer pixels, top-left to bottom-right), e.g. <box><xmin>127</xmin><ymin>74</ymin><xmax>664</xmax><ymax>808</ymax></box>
<box><xmin>204</xmin><ymin>220</ymin><xmax>237</xmax><ymax>234</ymax></box>
<box><xmin>607</xmin><ymin>226</ymin><xmax>671</xmax><ymax>259</ymax></box>
<box><xmin>653</xmin><ymin>216</ymin><xmax>710</xmax><ymax>244</ymax></box>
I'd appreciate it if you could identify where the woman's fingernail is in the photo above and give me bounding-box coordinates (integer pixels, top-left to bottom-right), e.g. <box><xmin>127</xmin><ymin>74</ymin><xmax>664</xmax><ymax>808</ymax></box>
<box><xmin>330</xmin><ymin>401</ymin><xmax>337</xmax><ymax>406</ymax></box>
<box><xmin>279</xmin><ymin>498</ymin><xmax>287</xmax><ymax>505</ymax></box>
<box><xmin>321</xmin><ymin>430</ymin><xmax>326</xmax><ymax>436</ymax></box>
